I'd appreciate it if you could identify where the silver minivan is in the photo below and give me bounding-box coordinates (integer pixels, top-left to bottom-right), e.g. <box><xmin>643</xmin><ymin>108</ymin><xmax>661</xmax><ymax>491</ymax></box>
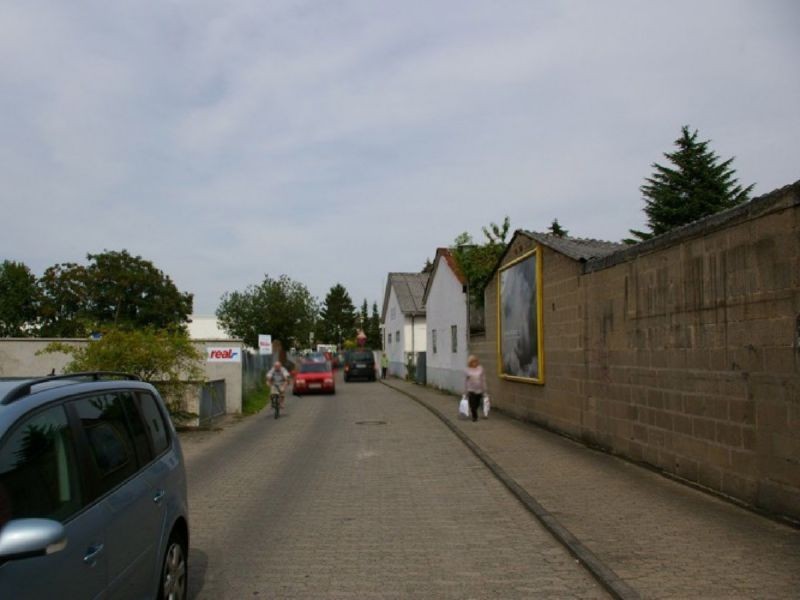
<box><xmin>0</xmin><ymin>373</ymin><xmax>189</xmax><ymax>599</ymax></box>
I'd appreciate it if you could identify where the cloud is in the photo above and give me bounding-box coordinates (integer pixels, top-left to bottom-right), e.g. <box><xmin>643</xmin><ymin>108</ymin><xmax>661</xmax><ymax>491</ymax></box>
<box><xmin>2</xmin><ymin>0</ymin><xmax>798</xmax><ymax>313</ymax></box>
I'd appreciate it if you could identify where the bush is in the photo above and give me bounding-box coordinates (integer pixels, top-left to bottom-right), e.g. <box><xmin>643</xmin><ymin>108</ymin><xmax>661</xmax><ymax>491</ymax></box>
<box><xmin>39</xmin><ymin>326</ymin><xmax>204</xmax><ymax>421</ymax></box>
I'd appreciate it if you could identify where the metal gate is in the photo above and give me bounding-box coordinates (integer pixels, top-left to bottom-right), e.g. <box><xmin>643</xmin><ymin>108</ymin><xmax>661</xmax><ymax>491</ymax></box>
<box><xmin>415</xmin><ymin>351</ymin><xmax>427</xmax><ymax>385</ymax></box>
<box><xmin>199</xmin><ymin>379</ymin><xmax>226</xmax><ymax>426</ymax></box>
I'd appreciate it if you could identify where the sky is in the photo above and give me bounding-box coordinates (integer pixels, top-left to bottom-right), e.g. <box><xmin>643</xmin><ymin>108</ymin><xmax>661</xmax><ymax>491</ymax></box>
<box><xmin>2</xmin><ymin>1</ymin><xmax>799</xmax><ymax>315</ymax></box>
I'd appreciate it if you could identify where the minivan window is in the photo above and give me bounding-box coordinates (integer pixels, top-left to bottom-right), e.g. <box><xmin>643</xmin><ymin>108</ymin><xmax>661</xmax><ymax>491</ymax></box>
<box><xmin>0</xmin><ymin>405</ymin><xmax>82</xmax><ymax>527</ymax></box>
<box><xmin>135</xmin><ymin>392</ymin><xmax>169</xmax><ymax>456</ymax></box>
<box><xmin>74</xmin><ymin>394</ymin><xmax>138</xmax><ymax>495</ymax></box>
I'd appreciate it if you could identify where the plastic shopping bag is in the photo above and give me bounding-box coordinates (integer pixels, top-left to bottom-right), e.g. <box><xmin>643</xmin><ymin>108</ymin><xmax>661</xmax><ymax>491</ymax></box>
<box><xmin>459</xmin><ymin>396</ymin><xmax>470</xmax><ymax>419</ymax></box>
<box><xmin>482</xmin><ymin>394</ymin><xmax>491</xmax><ymax>418</ymax></box>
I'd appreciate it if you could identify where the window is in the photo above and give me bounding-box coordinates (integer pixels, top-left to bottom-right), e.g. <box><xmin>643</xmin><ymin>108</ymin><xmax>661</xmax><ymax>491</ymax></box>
<box><xmin>451</xmin><ymin>325</ymin><xmax>458</xmax><ymax>353</ymax></box>
<box><xmin>432</xmin><ymin>329</ymin><xmax>437</xmax><ymax>354</ymax></box>
<box><xmin>74</xmin><ymin>393</ymin><xmax>139</xmax><ymax>496</ymax></box>
<box><xmin>388</xmin><ymin>333</ymin><xmax>392</xmax><ymax>345</ymax></box>
<box><xmin>396</xmin><ymin>330</ymin><xmax>400</xmax><ymax>345</ymax></box>
<box><xmin>135</xmin><ymin>392</ymin><xmax>169</xmax><ymax>456</ymax></box>
<box><xmin>0</xmin><ymin>405</ymin><xmax>82</xmax><ymax>526</ymax></box>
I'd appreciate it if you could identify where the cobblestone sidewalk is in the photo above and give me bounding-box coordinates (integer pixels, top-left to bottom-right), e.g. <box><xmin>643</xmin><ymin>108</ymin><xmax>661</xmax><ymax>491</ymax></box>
<box><xmin>382</xmin><ymin>378</ymin><xmax>800</xmax><ymax>600</ymax></box>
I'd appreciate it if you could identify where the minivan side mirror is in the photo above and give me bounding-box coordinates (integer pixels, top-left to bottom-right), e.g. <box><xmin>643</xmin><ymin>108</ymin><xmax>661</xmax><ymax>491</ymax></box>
<box><xmin>0</xmin><ymin>518</ymin><xmax>67</xmax><ymax>561</ymax></box>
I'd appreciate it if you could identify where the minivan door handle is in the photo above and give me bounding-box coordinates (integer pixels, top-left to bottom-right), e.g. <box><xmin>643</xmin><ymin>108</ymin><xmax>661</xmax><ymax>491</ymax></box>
<box><xmin>83</xmin><ymin>543</ymin><xmax>104</xmax><ymax>567</ymax></box>
<box><xmin>153</xmin><ymin>489</ymin><xmax>166</xmax><ymax>504</ymax></box>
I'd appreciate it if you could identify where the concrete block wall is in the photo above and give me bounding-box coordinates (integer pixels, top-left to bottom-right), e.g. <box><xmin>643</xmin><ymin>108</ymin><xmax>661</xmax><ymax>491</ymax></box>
<box><xmin>476</xmin><ymin>181</ymin><xmax>800</xmax><ymax>520</ymax></box>
<box><xmin>0</xmin><ymin>338</ymin><xmax>243</xmax><ymax>417</ymax></box>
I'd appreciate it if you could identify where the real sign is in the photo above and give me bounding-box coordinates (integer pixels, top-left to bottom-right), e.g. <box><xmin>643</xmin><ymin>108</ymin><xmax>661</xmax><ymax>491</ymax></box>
<box><xmin>207</xmin><ymin>347</ymin><xmax>241</xmax><ymax>362</ymax></box>
<box><xmin>258</xmin><ymin>334</ymin><xmax>272</xmax><ymax>355</ymax></box>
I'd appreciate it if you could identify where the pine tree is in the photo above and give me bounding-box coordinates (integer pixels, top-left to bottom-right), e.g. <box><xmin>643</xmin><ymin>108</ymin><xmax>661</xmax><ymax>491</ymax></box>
<box><xmin>368</xmin><ymin>302</ymin><xmax>382</xmax><ymax>349</ymax></box>
<box><xmin>548</xmin><ymin>219</ymin><xmax>568</xmax><ymax>237</ymax></box>
<box><xmin>317</xmin><ymin>284</ymin><xmax>356</xmax><ymax>345</ymax></box>
<box><xmin>628</xmin><ymin>126</ymin><xmax>754</xmax><ymax>242</ymax></box>
<box><xmin>359</xmin><ymin>299</ymin><xmax>369</xmax><ymax>332</ymax></box>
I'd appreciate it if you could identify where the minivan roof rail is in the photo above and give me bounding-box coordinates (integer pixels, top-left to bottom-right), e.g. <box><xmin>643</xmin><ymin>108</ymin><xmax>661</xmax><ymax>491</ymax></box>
<box><xmin>1</xmin><ymin>372</ymin><xmax>142</xmax><ymax>405</ymax></box>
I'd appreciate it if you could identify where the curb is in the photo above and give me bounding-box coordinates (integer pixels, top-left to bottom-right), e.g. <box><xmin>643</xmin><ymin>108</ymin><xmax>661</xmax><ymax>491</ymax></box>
<box><xmin>382</xmin><ymin>380</ymin><xmax>641</xmax><ymax>600</ymax></box>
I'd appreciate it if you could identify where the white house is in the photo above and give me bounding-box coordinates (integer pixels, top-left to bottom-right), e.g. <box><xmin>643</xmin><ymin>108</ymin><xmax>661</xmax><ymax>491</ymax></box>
<box><xmin>381</xmin><ymin>272</ymin><xmax>429</xmax><ymax>378</ymax></box>
<box><xmin>422</xmin><ymin>248</ymin><xmax>469</xmax><ymax>393</ymax></box>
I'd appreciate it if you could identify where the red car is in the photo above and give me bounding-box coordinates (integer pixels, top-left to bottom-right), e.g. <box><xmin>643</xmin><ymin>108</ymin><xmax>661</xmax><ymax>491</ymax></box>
<box><xmin>293</xmin><ymin>360</ymin><xmax>336</xmax><ymax>395</ymax></box>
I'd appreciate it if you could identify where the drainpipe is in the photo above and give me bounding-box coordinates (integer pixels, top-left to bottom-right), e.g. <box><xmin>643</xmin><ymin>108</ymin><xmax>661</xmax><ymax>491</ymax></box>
<box><xmin>411</xmin><ymin>315</ymin><xmax>416</xmax><ymax>367</ymax></box>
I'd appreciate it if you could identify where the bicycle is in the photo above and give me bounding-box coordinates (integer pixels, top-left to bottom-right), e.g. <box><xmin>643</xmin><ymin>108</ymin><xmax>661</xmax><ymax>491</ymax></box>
<box><xmin>269</xmin><ymin>386</ymin><xmax>284</xmax><ymax>419</ymax></box>
<box><xmin>270</xmin><ymin>389</ymin><xmax>281</xmax><ymax>419</ymax></box>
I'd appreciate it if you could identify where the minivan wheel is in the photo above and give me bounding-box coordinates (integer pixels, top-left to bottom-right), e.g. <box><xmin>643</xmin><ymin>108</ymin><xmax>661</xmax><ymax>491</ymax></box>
<box><xmin>159</xmin><ymin>530</ymin><xmax>188</xmax><ymax>600</ymax></box>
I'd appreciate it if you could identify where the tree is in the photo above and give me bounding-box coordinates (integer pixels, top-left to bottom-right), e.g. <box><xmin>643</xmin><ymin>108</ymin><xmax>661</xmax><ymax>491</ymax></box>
<box><xmin>38</xmin><ymin>250</ymin><xmax>193</xmax><ymax>335</ymax></box>
<box><xmin>451</xmin><ymin>217</ymin><xmax>511</xmax><ymax>309</ymax></box>
<box><xmin>38</xmin><ymin>262</ymin><xmax>91</xmax><ymax>337</ymax></box>
<box><xmin>85</xmin><ymin>250</ymin><xmax>193</xmax><ymax>330</ymax></box>
<box><xmin>627</xmin><ymin>125</ymin><xmax>754</xmax><ymax>243</ymax></box>
<box><xmin>548</xmin><ymin>219</ymin><xmax>568</xmax><ymax>237</ymax></box>
<box><xmin>0</xmin><ymin>260</ymin><xmax>39</xmax><ymax>337</ymax></box>
<box><xmin>359</xmin><ymin>299</ymin><xmax>369</xmax><ymax>331</ymax></box>
<box><xmin>39</xmin><ymin>326</ymin><xmax>204</xmax><ymax>419</ymax></box>
<box><xmin>367</xmin><ymin>302</ymin><xmax>382</xmax><ymax>349</ymax></box>
<box><xmin>216</xmin><ymin>274</ymin><xmax>317</xmax><ymax>349</ymax></box>
<box><xmin>317</xmin><ymin>284</ymin><xmax>356</xmax><ymax>346</ymax></box>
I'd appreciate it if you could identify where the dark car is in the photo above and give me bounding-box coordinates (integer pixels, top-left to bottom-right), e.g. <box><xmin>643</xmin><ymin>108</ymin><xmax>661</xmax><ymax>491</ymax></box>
<box><xmin>0</xmin><ymin>372</ymin><xmax>189</xmax><ymax>599</ymax></box>
<box><xmin>343</xmin><ymin>350</ymin><xmax>376</xmax><ymax>382</ymax></box>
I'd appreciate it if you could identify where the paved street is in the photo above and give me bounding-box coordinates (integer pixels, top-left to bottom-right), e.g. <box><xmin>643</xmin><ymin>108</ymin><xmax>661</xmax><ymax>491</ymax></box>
<box><xmin>180</xmin><ymin>375</ymin><xmax>607</xmax><ymax>599</ymax></box>
<box><xmin>384</xmin><ymin>378</ymin><xmax>800</xmax><ymax>600</ymax></box>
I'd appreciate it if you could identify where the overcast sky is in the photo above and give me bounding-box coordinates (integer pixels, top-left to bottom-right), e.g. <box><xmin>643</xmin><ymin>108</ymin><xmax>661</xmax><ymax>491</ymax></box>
<box><xmin>2</xmin><ymin>1</ymin><xmax>798</xmax><ymax>314</ymax></box>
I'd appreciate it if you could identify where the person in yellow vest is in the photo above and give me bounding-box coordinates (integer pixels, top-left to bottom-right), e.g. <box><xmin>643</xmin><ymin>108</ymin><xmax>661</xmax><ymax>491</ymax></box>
<box><xmin>381</xmin><ymin>353</ymin><xmax>389</xmax><ymax>379</ymax></box>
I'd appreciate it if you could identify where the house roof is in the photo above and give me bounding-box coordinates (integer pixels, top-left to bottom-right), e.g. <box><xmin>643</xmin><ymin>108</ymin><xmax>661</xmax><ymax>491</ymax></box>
<box><xmin>422</xmin><ymin>248</ymin><xmax>466</xmax><ymax>304</ymax></box>
<box><xmin>382</xmin><ymin>272</ymin><xmax>430</xmax><ymax>321</ymax></box>
<box><xmin>518</xmin><ymin>231</ymin><xmax>625</xmax><ymax>261</ymax></box>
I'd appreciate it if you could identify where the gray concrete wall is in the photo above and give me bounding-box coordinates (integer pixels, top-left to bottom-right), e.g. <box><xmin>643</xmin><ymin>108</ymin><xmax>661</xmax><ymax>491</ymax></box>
<box><xmin>0</xmin><ymin>338</ymin><xmax>243</xmax><ymax>417</ymax></box>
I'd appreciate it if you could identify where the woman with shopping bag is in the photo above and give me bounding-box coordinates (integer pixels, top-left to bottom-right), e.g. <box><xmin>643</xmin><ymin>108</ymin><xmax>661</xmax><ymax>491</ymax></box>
<box><xmin>464</xmin><ymin>355</ymin><xmax>486</xmax><ymax>422</ymax></box>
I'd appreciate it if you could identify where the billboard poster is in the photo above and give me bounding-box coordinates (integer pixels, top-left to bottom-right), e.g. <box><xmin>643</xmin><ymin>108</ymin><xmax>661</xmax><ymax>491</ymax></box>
<box><xmin>258</xmin><ymin>334</ymin><xmax>273</xmax><ymax>355</ymax></box>
<box><xmin>498</xmin><ymin>248</ymin><xmax>543</xmax><ymax>382</ymax></box>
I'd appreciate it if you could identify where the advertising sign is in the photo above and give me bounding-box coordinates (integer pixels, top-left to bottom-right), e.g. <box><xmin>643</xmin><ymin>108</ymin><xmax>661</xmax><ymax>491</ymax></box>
<box><xmin>207</xmin><ymin>347</ymin><xmax>241</xmax><ymax>362</ymax></box>
<box><xmin>258</xmin><ymin>334</ymin><xmax>273</xmax><ymax>355</ymax></box>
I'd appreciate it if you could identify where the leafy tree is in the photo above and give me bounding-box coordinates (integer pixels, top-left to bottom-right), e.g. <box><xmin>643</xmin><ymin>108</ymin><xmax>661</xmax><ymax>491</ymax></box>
<box><xmin>451</xmin><ymin>216</ymin><xmax>511</xmax><ymax>309</ymax></box>
<box><xmin>39</xmin><ymin>326</ymin><xmax>204</xmax><ymax>419</ymax></box>
<box><xmin>216</xmin><ymin>274</ymin><xmax>317</xmax><ymax>350</ymax></box>
<box><xmin>548</xmin><ymin>219</ymin><xmax>568</xmax><ymax>237</ymax></box>
<box><xmin>85</xmin><ymin>250</ymin><xmax>193</xmax><ymax>330</ymax></box>
<box><xmin>38</xmin><ymin>262</ymin><xmax>91</xmax><ymax>337</ymax></box>
<box><xmin>367</xmin><ymin>302</ymin><xmax>382</xmax><ymax>349</ymax></box>
<box><xmin>38</xmin><ymin>251</ymin><xmax>192</xmax><ymax>335</ymax></box>
<box><xmin>0</xmin><ymin>260</ymin><xmax>39</xmax><ymax>336</ymax></box>
<box><xmin>317</xmin><ymin>284</ymin><xmax>356</xmax><ymax>346</ymax></box>
<box><xmin>627</xmin><ymin>125</ymin><xmax>754</xmax><ymax>243</ymax></box>
<box><xmin>482</xmin><ymin>216</ymin><xmax>511</xmax><ymax>245</ymax></box>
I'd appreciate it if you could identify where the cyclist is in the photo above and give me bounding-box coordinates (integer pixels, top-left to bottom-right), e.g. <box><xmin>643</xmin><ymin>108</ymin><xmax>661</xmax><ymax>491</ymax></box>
<box><xmin>266</xmin><ymin>360</ymin><xmax>291</xmax><ymax>409</ymax></box>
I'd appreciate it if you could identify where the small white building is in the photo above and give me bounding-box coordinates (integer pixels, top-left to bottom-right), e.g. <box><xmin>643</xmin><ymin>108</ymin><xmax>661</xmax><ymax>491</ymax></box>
<box><xmin>381</xmin><ymin>272</ymin><xmax>429</xmax><ymax>378</ymax></box>
<box><xmin>187</xmin><ymin>315</ymin><xmax>229</xmax><ymax>340</ymax></box>
<box><xmin>422</xmin><ymin>248</ymin><xmax>469</xmax><ymax>393</ymax></box>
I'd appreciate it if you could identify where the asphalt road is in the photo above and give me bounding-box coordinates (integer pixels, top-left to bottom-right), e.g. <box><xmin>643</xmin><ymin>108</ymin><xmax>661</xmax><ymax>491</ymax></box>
<box><xmin>180</xmin><ymin>374</ymin><xmax>608</xmax><ymax>599</ymax></box>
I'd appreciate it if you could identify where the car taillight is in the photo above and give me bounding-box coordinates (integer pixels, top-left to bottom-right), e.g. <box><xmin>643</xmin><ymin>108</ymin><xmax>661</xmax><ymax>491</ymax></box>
<box><xmin>324</xmin><ymin>378</ymin><xmax>333</xmax><ymax>384</ymax></box>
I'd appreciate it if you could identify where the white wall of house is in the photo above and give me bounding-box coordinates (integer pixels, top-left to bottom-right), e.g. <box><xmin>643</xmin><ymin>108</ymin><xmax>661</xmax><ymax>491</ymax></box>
<box><xmin>404</xmin><ymin>318</ymin><xmax>427</xmax><ymax>354</ymax></box>
<box><xmin>382</xmin><ymin>288</ymin><xmax>427</xmax><ymax>378</ymax></box>
<box><xmin>383</xmin><ymin>288</ymin><xmax>406</xmax><ymax>377</ymax></box>
<box><xmin>425</xmin><ymin>256</ymin><xmax>469</xmax><ymax>393</ymax></box>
